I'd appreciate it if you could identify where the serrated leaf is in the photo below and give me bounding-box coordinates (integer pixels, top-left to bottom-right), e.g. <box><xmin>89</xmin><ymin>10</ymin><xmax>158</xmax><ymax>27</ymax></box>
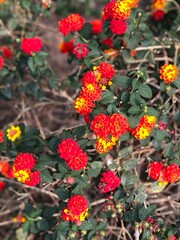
<box><xmin>163</xmin><ymin>142</ymin><xmax>173</xmax><ymax>158</ymax></box>
<box><xmin>28</xmin><ymin>57</ymin><xmax>35</xmax><ymax>72</ymax></box>
<box><xmin>135</xmin><ymin>192</ymin><xmax>147</xmax><ymax>203</ymax></box>
<box><xmin>113</xmin><ymin>75</ymin><xmax>131</xmax><ymax>88</ymax></box>
<box><xmin>121</xmin><ymin>92</ymin><xmax>130</xmax><ymax>103</ymax></box>
<box><xmin>150</xmin><ymin>181</ymin><xmax>168</xmax><ymax>193</ymax></box>
<box><xmin>40</xmin><ymin>169</ymin><xmax>53</xmax><ymax>183</ymax></box>
<box><xmin>107</xmin><ymin>104</ymin><xmax>117</xmax><ymax>115</ymax></box>
<box><xmin>48</xmin><ymin>137</ymin><xmax>60</xmax><ymax>152</ymax></box>
<box><xmin>119</xmin><ymin>132</ymin><xmax>130</xmax><ymax>141</ymax></box>
<box><xmin>79</xmin><ymin>221</ymin><xmax>94</xmax><ymax>231</ymax></box>
<box><xmin>74</xmin><ymin>175</ymin><xmax>88</xmax><ymax>187</ymax></box>
<box><xmin>119</xmin><ymin>146</ymin><xmax>133</xmax><ymax>159</ymax></box>
<box><xmin>147</xmin><ymin>107</ymin><xmax>159</xmax><ymax>117</ymax></box>
<box><xmin>130</xmin><ymin>92</ymin><xmax>144</xmax><ymax>105</ymax></box>
<box><xmin>34</xmin><ymin>155</ymin><xmax>57</xmax><ymax>171</ymax></box>
<box><xmin>123</xmin><ymin>158</ymin><xmax>138</xmax><ymax>171</ymax></box>
<box><xmin>55</xmin><ymin>187</ymin><xmax>70</xmax><ymax>200</ymax></box>
<box><xmin>138</xmin><ymin>205</ymin><xmax>156</xmax><ymax>220</ymax></box>
<box><xmin>128</xmin><ymin>114</ymin><xmax>141</xmax><ymax>128</ymax></box>
<box><xmin>88</xmin><ymin>161</ymin><xmax>103</xmax><ymax>177</ymax></box>
<box><xmin>128</xmin><ymin>105</ymin><xmax>142</xmax><ymax>114</ymax></box>
<box><xmin>121</xmin><ymin>172</ymin><xmax>138</xmax><ymax>188</ymax></box>
<box><xmin>99</xmin><ymin>91</ymin><xmax>114</xmax><ymax>104</ymax></box>
<box><xmin>138</xmin><ymin>83</ymin><xmax>152</xmax><ymax>99</ymax></box>
<box><xmin>72</xmin><ymin>125</ymin><xmax>87</xmax><ymax>139</ymax></box>
<box><xmin>76</xmin><ymin>139</ymin><xmax>89</xmax><ymax>149</ymax></box>
<box><xmin>72</xmin><ymin>184</ymin><xmax>83</xmax><ymax>195</ymax></box>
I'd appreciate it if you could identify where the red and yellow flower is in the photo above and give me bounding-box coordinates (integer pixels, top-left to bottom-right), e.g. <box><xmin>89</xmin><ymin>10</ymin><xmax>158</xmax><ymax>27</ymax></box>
<box><xmin>6</xmin><ymin>125</ymin><xmax>21</xmax><ymax>142</ymax></box>
<box><xmin>61</xmin><ymin>195</ymin><xmax>88</xmax><ymax>223</ymax></box>
<box><xmin>131</xmin><ymin>115</ymin><xmax>156</xmax><ymax>140</ymax></box>
<box><xmin>13</xmin><ymin>153</ymin><xmax>40</xmax><ymax>186</ymax></box>
<box><xmin>159</xmin><ymin>64</ymin><xmax>178</xmax><ymax>84</ymax></box>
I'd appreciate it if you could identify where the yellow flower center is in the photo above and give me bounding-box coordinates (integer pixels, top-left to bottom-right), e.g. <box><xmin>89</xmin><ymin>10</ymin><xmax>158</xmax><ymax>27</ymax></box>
<box><xmin>14</xmin><ymin>169</ymin><xmax>31</xmax><ymax>183</ymax></box>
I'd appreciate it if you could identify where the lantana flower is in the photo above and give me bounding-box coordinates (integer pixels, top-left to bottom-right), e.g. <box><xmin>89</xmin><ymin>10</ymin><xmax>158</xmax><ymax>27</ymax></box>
<box><xmin>6</xmin><ymin>125</ymin><xmax>21</xmax><ymax>142</ymax></box>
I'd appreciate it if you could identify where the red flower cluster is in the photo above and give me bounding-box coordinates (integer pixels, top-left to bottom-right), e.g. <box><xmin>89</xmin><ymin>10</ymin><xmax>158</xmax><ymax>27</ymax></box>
<box><xmin>151</xmin><ymin>0</ymin><xmax>166</xmax><ymax>21</ymax></box>
<box><xmin>0</xmin><ymin>130</ymin><xmax>4</xmax><ymax>143</ymax></box>
<box><xmin>131</xmin><ymin>115</ymin><xmax>156</xmax><ymax>140</ymax></box>
<box><xmin>75</xmin><ymin>62</ymin><xmax>115</xmax><ymax>115</ymax></box>
<box><xmin>148</xmin><ymin>162</ymin><xmax>180</xmax><ymax>183</ymax></box>
<box><xmin>148</xmin><ymin>161</ymin><xmax>163</xmax><ymax>180</ymax></box>
<box><xmin>0</xmin><ymin>161</ymin><xmax>13</xmax><ymax>178</ymax></box>
<box><xmin>109</xmin><ymin>19</ymin><xmax>127</xmax><ymax>35</ymax></box>
<box><xmin>162</xmin><ymin>164</ymin><xmax>180</xmax><ymax>183</ymax></box>
<box><xmin>0</xmin><ymin>46</ymin><xmax>12</xmax><ymax>58</ymax></box>
<box><xmin>13</xmin><ymin>153</ymin><xmax>40</xmax><ymax>186</ymax></box>
<box><xmin>73</xmin><ymin>43</ymin><xmax>89</xmax><ymax>59</ymax></box>
<box><xmin>20</xmin><ymin>37</ymin><xmax>42</xmax><ymax>55</ymax></box>
<box><xmin>57</xmin><ymin>138</ymin><xmax>88</xmax><ymax>170</ymax></box>
<box><xmin>90</xmin><ymin>113</ymin><xmax>129</xmax><ymax>153</ymax></box>
<box><xmin>0</xmin><ymin>56</ymin><xmax>4</xmax><ymax>70</ymax></box>
<box><xmin>103</xmin><ymin>0</ymin><xmax>139</xmax><ymax>35</ymax></box>
<box><xmin>61</xmin><ymin>195</ymin><xmax>88</xmax><ymax>223</ymax></box>
<box><xmin>58</xmin><ymin>14</ymin><xmax>84</xmax><ymax>36</ymax></box>
<box><xmin>98</xmin><ymin>170</ymin><xmax>120</xmax><ymax>193</ymax></box>
<box><xmin>90</xmin><ymin>19</ymin><xmax>102</xmax><ymax>34</ymax></box>
<box><xmin>59</xmin><ymin>39</ymin><xmax>74</xmax><ymax>53</ymax></box>
<box><xmin>0</xmin><ymin>181</ymin><xmax>4</xmax><ymax>191</ymax></box>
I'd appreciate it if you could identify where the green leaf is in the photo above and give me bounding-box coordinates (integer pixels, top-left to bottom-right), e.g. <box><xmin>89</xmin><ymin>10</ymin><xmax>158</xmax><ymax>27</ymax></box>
<box><xmin>138</xmin><ymin>205</ymin><xmax>156</xmax><ymax>220</ymax></box>
<box><xmin>60</xmin><ymin>130</ymin><xmax>73</xmax><ymax>140</ymax></box>
<box><xmin>173</xmin><ymin>77</ymin><xmax>180</xmax><ymax>88</ymax></box>
<box><xmin>72</xmin><ymin>125</ymin><xmax>87</xmax><ymax>139</ymax></box>
<box><xmin>56</xmin><ymin>222</ymin><xmax>70</xmax><ymax>238</ymax></box>
<box><xmin>58</xmin><ymin>161</ymin><xmax>70</xmax><ymax>174</ymax></box>
<box><xmin>37</xmin><ymin>219</ymin><xmax>50</xmax><ymax>231</ymax></box>
<box><xmin>142</xmin><ymin>230</ymin><xmax>151</xmax><ymax>240</ymax></box>
<box><xmin>135</xmin><ymin>192</ymin><xmax>147</xmax><ymax>203</ymax></box>
<box><xmin>55</xmin><ymin>187</ymin><xmax>70</xmax><ymax>200</ymax></box>
<box><xmin>132</xmin><ymin>78</ymin><xmax>141</xmax><ymax>90</ymax></box>
<box><xmin>121</xmin><ymin>92</ymin><xmax>130</xmax><ymax>103</ymax></box>
<box><xmin>113</xmin><ymin>75</ymin><xmax>131</xmax><ymax>88</ymax></box>
<box><xmin>123</xmin><ymin>158</ymin><xmax>138</xmax><ymax>171</ymax></box>
<box><xmin>34</xmin><ymin>155</ymin><xmax>57</xmax><ymax>171</ymax></box>
<box><xmin>88</xmin><ymin>161</ymin><xmax>103</xmax><ymax>177</ymax></box>
<box><xmin>79</xmin><ymin>23</ymin><xmax>92</xmax><ymax>39</ymax></box>
<box><xmin>48</xmin><ymin>137</ymin><xmax>60</xmax><ymax>152</ymax></box>
<box><xmin>99</xmin><ymin>91</ymin><xmax>114</xmax><ymax>104</ymax></box>
<box><xmin>76</xmin><ymin>139</ymin><xmax>89</xmax><ymax>149</ymax></box>
<box><xmin>28</xmin><ymin>57</ymin><xmax>35</xmax><ymax>72</ymax></box>
<box><xmin>40</xmin><ymin>169</ymin><xmax>53</xmax><ymax>183</ymax></box>
<box><xmin>138</xmin><ymin>83</ymin><xmax>152</xmax><ymax>99</ymax></box>
<box><xmin>0</xmin><ymin>85</ymin><xmax>12</xmax><ymax>99</ymax></box>
<box><xmin>130</xmin><ymin>92</ymin><xmax>144</xmax><ymax>105</ymax></box>
<box><xmin>128</xmin><ymin>114</ymin><xmax>141</xmax><ymax>128</ymax></box>
<box><xmin>74</xmin><ymin>175</ymin><xmax>88</xmax><ymax>187</ymax></box>
<box><xmin>147</xmin><ymin>107</ymin><xmax>159</xmax><ymax>117</ymax></box>
<box><xmin>150</xmin><ymin>181</ymin><xmax>168</xmax><ymax>193</ymax></box>
<box><xmin>128</xmin><ymin>105</ymin><xmax>142</xmax><ymax>114</ymax></box>
<box><xmin>107</xmin><ymin>104</ymin><xmax>117</xmax><ymax>115</ymax></box>
<box><xmin>119</xmin><ymin>132</ymin><xmax>130</xmax><ymax>141</ymax></box>
<box><xmin>79</xmin><ymin>221</ymin><xmax>94</xmax><ymax>231</ymax></box>
<box><xmin>72</xmin><ymin>184</ymin><xmax>83</xmax><ymax>195</ymax></box>
<box><xmin>163</xmin><ymin>142</ymin><xmax>173</xmax><ymax>158</ymax></box>
<box><xmin>119</xmin><ymin>146</ymin><xmax>133</xmax><ymax>159</ymax></box>
<box><xmin>121</xmin><ymin>172</ymin><xmax>138</xmax><ymax>188</ymax></box>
